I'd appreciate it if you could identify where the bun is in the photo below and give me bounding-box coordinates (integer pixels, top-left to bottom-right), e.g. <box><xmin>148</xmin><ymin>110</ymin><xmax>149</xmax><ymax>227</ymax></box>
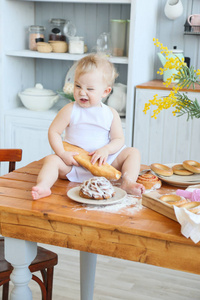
<box><xmin>136</xmin><ymin>173</ymin><xmax>161</xmax><ymax>190</ymax></box>
<box><xmin>79</xmin><ymin>177</ymin><xmax>115</xmax><ymax>200</ymax></box>
<box><xmin>63</xmin><ymin>141</ymin><xmax>121</xmax><ymax>181</ymax></box>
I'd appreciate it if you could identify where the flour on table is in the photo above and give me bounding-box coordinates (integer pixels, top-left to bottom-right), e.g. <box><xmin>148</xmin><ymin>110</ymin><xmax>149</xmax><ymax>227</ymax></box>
<box><xmin>80</xmin><ymin>194</ymin><xmax>143</xmax><ymax>214</ymax></box>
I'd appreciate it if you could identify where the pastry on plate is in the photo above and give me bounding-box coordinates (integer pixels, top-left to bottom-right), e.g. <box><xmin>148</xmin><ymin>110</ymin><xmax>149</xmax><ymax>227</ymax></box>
<box><xmin>137</xmin><ymin>173</ymin><xmax>162</xmax><ymax>190</ymax></box>
<box><xmin>79</xmin><ymin>177</ymin><xmax>115</xmax><ymax>200</ymax></box>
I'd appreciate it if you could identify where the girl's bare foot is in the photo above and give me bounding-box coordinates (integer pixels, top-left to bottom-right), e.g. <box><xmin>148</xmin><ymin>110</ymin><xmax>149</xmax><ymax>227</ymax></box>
<box><xmin>31</xmin><ymin>186</ymin><xmax>51</xmax><ymax>200</ymax></box>
<box><xmin>121</xmin><ymin>181</ymin><xmax>145</xmax><ymax>196</ymax></box>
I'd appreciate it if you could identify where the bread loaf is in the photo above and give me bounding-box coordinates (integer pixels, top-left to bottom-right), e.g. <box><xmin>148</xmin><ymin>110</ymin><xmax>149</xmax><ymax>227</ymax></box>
<box><xmin>63</xmin><ymin>141</ymin><xmax>121</xmax><ymax>181</ymax></box>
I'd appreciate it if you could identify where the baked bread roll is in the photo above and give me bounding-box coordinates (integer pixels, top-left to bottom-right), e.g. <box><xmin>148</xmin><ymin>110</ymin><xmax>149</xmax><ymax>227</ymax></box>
<box><xmin>136</xmin><ymin>173</ymin><xmax>161</xmax><ymax>190</ymax></box>
<box><xmin>79</xmin><ymin>177</ymin><xmax>115</xmax><ymax>200</ymax></box>
<box><xmin>62</xmin><ymin>141</ymin><xmax>121</xmax><ymax>181</ymax></box>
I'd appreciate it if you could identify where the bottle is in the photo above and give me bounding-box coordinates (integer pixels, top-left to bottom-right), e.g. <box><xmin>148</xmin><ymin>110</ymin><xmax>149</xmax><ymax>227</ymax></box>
<box><xmin>28</xmin><ymin>25</ymin><xmax>45</xmax><ymax>51</ymax></box>
<box><xmin>49</xmin><ymin>18</ymin><xmax>66</xmax><ymax>41</ymax></box>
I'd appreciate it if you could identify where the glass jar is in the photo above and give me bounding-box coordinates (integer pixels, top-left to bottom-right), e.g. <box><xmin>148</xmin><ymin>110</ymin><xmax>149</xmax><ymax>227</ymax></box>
<box><xmin>69</xmin><ymin>37</ymin><xmax>84</xmax><ymax>54</ymax></box>
<box><xmin>28</xmin><ymin>25</ymin><xmax>45</xmax><ymax>51</ymax></box>
<box><xmin>49</xmin><ymin>18</ymin><xmax>66</xmax><ymax>41</ymax></box>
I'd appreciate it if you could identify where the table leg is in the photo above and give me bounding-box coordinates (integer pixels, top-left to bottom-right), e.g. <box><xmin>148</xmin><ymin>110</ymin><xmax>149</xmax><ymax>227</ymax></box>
<box><xmin>4</xmin><ymin>237</ymin><xmax>37</xmax><ymax>300</ymax></box>
<box><xmin>80</xmin><ymin>251</ymin><xmax>97</xmax><ymax>300</ymax></box>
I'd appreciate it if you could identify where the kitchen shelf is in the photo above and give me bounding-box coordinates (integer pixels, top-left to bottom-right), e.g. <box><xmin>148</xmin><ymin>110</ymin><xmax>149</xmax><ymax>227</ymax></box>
<box><xmin>21</xmin><ymin>0</ymin><xmax>131</xmax><ymax>3</ymax></box>
<box><xmin>184</xmin><ymin>32</ymin><xmax>200</xmax><ymax>35</ymax></box>
<box><xmin>6</xmin><ymin>50</ymin><xmax>129</xmax><ymax>64</ymax></box>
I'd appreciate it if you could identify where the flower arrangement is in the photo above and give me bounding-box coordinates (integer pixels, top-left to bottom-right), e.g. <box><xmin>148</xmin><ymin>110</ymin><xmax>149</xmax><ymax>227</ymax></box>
<box><xmin>143</xmin><ymin>38</ymin><xmax>200</xmax><ymax>120</ymax></box>
<box><xmin>57</xmin><ymin>82</ymin><xmax>75</xmax><ymax>102</ymax></box>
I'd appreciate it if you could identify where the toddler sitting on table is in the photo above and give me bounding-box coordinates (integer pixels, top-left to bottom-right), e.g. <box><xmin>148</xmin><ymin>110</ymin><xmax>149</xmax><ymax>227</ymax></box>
<box><xmin>31</xmin><ymin>53</ymin><xmax>145</xmax><ymax>200</ymax></box>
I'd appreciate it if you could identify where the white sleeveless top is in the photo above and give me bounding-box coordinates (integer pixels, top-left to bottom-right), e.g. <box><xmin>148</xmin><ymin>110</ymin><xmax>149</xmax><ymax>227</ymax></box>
<box><xmin>65</xmin><ymin>102</ymin><xmax>125</xmax><ymax>182</ymax></box>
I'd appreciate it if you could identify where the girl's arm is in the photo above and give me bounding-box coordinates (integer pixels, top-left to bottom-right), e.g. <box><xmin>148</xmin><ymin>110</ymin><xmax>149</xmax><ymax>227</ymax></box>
<box><xmin>48</xmin><ymin>102</ymin><xmax>79</xmax><ymax>166</ymax></box>
<box><xmin>90</xmin><ymin>107</ymin><xmax>125</xmax><ymax>165</ymax></box>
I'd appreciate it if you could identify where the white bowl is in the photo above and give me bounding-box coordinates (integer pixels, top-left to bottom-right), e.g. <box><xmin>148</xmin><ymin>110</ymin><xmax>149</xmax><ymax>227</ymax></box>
<box><xmin>18</xmin><ymin>83</ymin><xmax>59</xmax><ymax>111</ymax></box>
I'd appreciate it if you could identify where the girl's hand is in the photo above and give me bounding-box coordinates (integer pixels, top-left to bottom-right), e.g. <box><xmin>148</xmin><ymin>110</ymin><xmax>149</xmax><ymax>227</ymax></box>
<box><xmin>60</xmin><ymin>151</ymin><xmax>80</xmax><ymax>167</ymax></box>
<box><xmin>89</xmin><ymin>147</ymin><xmax>109</xmax><ymax>166</ymax></box>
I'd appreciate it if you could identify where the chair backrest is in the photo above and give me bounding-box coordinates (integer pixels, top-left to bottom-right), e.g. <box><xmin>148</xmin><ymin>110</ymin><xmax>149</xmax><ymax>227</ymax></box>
<box><xmin>0</xmin><ymin>149</ymin><xmax>22</xmax><ymax>172</ymax></box>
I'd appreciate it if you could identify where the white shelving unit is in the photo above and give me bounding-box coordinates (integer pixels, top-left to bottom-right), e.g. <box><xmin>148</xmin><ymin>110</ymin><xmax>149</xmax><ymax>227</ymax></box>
<box><xmin>0</xmin><ymin>0</ymin><xmax>159</xmax><ymax>172</ymax></box>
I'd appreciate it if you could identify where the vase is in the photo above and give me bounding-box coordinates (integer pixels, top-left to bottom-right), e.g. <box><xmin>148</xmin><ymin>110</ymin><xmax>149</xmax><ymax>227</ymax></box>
<box><xmin>164</xmin><ymin>0</ymin><xmax>183</xmax><ymax>20</ymax></box>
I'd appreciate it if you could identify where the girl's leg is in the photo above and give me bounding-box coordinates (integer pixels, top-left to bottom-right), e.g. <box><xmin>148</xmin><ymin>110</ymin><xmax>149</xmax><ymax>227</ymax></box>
<box><xmin>112</xmin><ymin>147</ymin><xmax>145</xmax><ymax>196</ymax></box>
<box><xmin>31</xmin><ymin>154</ymin><xmax>71</xmax><ymax>200</ymax></box>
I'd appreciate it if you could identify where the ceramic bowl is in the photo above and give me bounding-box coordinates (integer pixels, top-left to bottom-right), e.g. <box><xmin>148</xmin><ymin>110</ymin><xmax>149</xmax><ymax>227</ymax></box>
<box><xmin>18</xmin><ymin>83</ymin><xmax>59</xmax><ymax>111</ymax></box>
<box><xmin>49</xmin><ymin>41</ymin><xmax>68</xmax><ymax>53</ymax></box>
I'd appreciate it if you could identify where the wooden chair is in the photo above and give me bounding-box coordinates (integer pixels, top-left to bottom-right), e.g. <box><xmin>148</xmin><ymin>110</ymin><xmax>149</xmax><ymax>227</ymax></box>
<box><xmin>0</xmin><ymin>149</ymin><xmax>58</xmax><ymax>300</ymax></box>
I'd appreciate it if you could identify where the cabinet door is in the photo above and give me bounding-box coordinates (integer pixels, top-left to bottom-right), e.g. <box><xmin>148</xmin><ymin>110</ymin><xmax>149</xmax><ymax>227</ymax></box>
<box><xmin>134</xmin><ymin>88</ymin><xmax>199</xmax><ymax>165</ymax></box>
<box><xmin>4</xmin><ymin>115</ymin><xmax>53</xmax><ymax>174</ymax></box>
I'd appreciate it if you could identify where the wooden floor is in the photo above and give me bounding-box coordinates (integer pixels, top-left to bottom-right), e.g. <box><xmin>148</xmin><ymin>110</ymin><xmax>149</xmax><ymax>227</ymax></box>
<box><xmin>6</xmin><ymin>243</ymin><xmax>200</xmax><ymax>300</ymax></box>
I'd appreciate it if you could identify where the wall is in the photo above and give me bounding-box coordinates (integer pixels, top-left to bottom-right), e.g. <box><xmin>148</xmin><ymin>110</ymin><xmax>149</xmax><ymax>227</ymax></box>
<box><xmin>155</xmin><ymin>0</ymin><xmax>200</xmax><ymax>79</ymax></box>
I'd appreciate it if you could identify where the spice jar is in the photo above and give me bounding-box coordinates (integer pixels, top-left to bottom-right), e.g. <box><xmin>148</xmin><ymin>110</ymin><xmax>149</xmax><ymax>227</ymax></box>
<box><xmin>49</xmin><ymin>18</ymin><xmax>66</xmax><ymax>41</ymax></box>
<box><xmin>69</xmin><ymin>37</ymin><xmax>84</xmax><ymax>54</ymax></box>
<box><xmin>29</xmin><ymin>25</ymin><xmax>45</xmax><ymax>51</ymax></box>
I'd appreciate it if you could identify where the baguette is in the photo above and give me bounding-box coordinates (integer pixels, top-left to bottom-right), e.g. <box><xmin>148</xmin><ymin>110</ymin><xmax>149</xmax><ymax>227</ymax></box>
<box><xmin>63</xmin><ymin>141</ymin><xmax>121</xmax><ymax>181</ymax></box>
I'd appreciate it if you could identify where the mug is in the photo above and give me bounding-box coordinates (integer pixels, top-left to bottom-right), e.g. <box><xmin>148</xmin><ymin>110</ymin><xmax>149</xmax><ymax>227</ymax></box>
<box><xmin>188</xmin><ymin>14</ymin><xmax>200</xmax><ymax>32</ymax></box>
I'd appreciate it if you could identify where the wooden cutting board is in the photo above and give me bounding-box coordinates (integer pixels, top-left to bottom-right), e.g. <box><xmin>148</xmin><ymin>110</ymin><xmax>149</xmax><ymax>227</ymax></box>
<box><xmin>142</xmin><ymin>191</ymin><xmax>177</xmax><ymax>222</ymax></box>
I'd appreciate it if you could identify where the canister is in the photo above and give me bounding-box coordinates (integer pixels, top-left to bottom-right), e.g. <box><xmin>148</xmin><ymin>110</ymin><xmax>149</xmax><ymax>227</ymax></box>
<box><xmin>69</xmin><ymin>37</ymin><xmax>84</xmax><ymax>54</ymax></box>
<box><xmin>110</xmin><ymin>19</ymin><xmax>126</xmax><ymax>56</ymax></box>
<box><xmin>126</xmin><ymin>20</ymin><xmax>130</xmax><ymax>57</ymax></box>
<box><xmin>49</xmin><ymin>18</ymin><xmax>66</xmax><ymax>41</ymax></box>
<box><xmin>28</xmin><ymin>25</ymin><xmax>45</xmax><ymax>51</ymax></box>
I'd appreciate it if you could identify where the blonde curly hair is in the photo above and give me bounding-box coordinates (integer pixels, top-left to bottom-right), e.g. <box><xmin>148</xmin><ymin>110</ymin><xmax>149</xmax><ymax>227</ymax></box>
<box><xmin>75</xmin><ymin>53</ymin><xmax>118</xmax><ymax>87</ymax></box>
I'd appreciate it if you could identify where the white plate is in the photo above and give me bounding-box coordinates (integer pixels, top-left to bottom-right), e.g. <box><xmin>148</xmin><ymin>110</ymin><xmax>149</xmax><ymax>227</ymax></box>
<box><xmin>152</xmin><ymin>163</ymin><xmax>200</xmax><ymax>187</ymax></box>
<box><xmin>67</xmin><ymin>186</ymin><xmax>127</xmax><ymax>205</ymax></box>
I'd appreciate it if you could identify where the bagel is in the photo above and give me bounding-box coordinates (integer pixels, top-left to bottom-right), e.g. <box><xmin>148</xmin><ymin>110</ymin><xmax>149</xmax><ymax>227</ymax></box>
<box><xmin>160</xmin><ymin>194</ymin><xmax>187</xmax><ymax>206</ymax></box>
<box><xmin>179</xmin><ymin>202</ymin><xmax>200</xmax><ymax>214</ymax></box>
<box><xmin>183</xmin><ymin>160</ymin><xmax>200</xmax><ymax>174</ymax></box>
<box><xmin>172</xmin><ymin>164</ymin><xmax>193</xmax><ymax>176</ymax></box>
<box><xmin>150</xmin><ymin>163</ymin><xmax>173</xmax><ymax>177</ymax></box>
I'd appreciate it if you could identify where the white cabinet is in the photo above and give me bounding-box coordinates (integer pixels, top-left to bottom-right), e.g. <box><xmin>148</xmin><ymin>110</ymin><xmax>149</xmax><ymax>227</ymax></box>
<box><xmin>134</xmin><ymin>81</ymin><xmax>200</xmax><ymax>165</ymax></box>
<box><xmin>3</xmin><ymin>108</ymin><xmax>57</xmax><ymax>173</ymax></box>
<box><xmin>0</xmin><ymin>0</ymin><xmax>159</xmax><ymax>173</ymax></box>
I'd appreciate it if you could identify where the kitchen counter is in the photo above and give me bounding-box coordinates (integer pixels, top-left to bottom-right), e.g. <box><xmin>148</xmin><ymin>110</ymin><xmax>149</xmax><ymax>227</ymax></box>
<box><xmin>136</xmin><ymin>79</ymin><xmax>200</xmax><ymax>92</ymax></box>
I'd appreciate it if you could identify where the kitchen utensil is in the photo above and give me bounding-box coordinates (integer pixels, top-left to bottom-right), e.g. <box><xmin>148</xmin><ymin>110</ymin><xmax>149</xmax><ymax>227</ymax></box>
<box><xmin>18</xmin><ymin>83</ymin><xmax>59</xmax><ymax>111</ymax></box>
<box><xmin>68</xmin><ymin>37</ymin><xmax>84</xmax><ymax>54</ymax></box>
<box><xmin>96</xmin><ymin>32</ymin><xmax>112</xmax><ymax>55</ymax></box>
<box><xmin>164</xmin><ymin>0</ymin><xmax>183</xmax><ymax>20</ymax></box>
<box><xmin>107</xmin><ymin>83</ymin><xmax>127</xmax><ymax>116</ymax></box>
<box><xmin>48</xmin><ymin>18</ymin><xmax>66</xmax><ymax>41</ymax></box>
<box><xmin>28</xmin><ymin>25</ymin><xmax>45</xmax><ymax>51</ymax></box>
<box><xmin>157</xmin><ymin>46</ymin><xmax>184</xmax><ymax>82</ymax></box>
<box><xmin>188</xmin><ymin>14</ymin><xmax>200</xmax><ymax>33</ymax></box>
<box><xmin>67</xmin><ymin>186</ymin><xmax>127</xmax><ymax>206</ymax></box>
<box><xmin>63</xmin><ymin>20</ymin><xmax>76</xmax><ymax>38</ymax></box>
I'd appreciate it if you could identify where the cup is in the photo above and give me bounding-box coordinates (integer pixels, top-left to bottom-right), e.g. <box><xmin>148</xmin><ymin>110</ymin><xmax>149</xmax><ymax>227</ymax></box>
<box><xmin>188</xmin><ymin>14</ymin><xmax>200</xmax><ymax>32</ymax></box>
<box><xmin>110</xmin><ymin>19</ymin><xmax>126</xmax><ymax>56</ymax></box>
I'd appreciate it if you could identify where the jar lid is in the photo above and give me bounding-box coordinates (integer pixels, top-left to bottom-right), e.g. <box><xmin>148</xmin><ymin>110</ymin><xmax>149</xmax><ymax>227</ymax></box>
<box><xmin>69</xmin><ymin>36</ymin><xmax>84</xmax><ymax>41</ymax></box>
<box><xmin>21</xmin><ymin>83</ymin><xmax>56</xmax><ymax>96</ymax></box>
<box><xmin>110</xmin><ymin>19</ymin><xmax>126</xmax><ymax>23</ymax></box>
<box><xmin>49</xmin><ymin>18</ymin><xmax>66</xmax><ymax>26</ymax></box>
<box><xmin>29</xmin><ymin>25</ymin><xmax>45</xmax><ymax>32</ymax></box>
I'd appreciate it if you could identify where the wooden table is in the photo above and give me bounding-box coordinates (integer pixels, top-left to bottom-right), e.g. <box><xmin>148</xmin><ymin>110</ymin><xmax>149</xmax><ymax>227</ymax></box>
<box><xmin>1</xmin><ymin>159</ymin><xmax>200</xmax><ymax>299</ymax></box>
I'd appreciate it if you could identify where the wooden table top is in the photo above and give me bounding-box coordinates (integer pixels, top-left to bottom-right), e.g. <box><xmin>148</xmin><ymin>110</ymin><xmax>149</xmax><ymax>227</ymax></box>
<box><xmin>1</xmin><ymin>159</ymin><xmax>200</xmax><ymax>275</ymax></box>
<box><xmin>136</xmin><ymin>79</ymin><xmax>200</xmax><ymax>92</ymax></box>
